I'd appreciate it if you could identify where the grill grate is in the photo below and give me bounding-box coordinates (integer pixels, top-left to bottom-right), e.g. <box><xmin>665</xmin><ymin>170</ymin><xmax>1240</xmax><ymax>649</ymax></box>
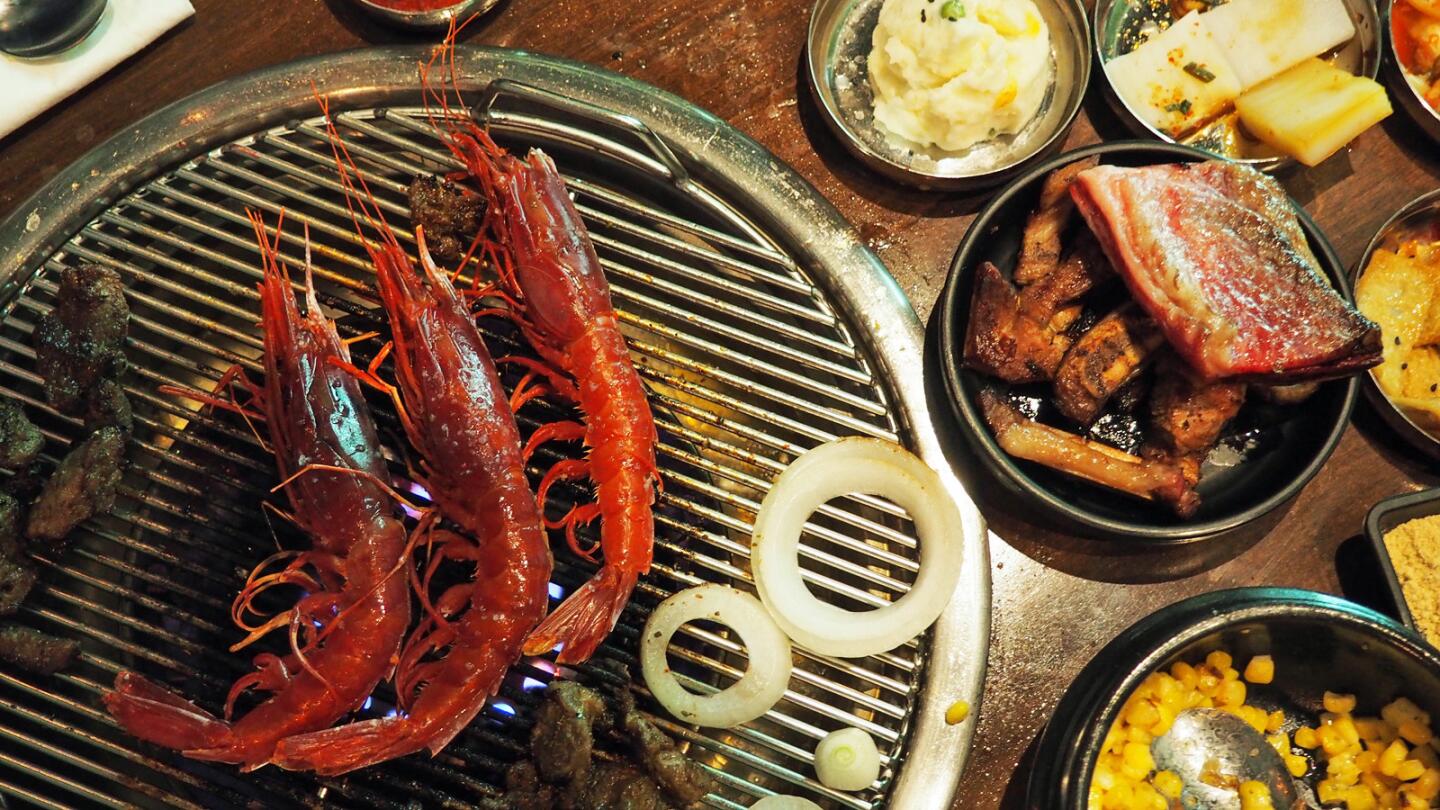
<box><xmin>0</xmin><ymin>54</ymin><xmax>979</xmax><ymax>810</ymax></box>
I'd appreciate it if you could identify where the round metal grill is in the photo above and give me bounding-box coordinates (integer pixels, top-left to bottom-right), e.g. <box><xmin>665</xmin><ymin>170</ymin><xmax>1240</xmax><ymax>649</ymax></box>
<box><xmin>0</xmin><ymin>47</ymin><xmax>988</xmax><ymax>809</ymax></box>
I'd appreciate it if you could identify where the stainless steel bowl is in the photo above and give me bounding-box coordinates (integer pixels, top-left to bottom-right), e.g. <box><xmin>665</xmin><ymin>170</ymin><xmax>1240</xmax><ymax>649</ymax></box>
<box><xmin>1027</xmin><ymin>588</ymin><xmax>1440</xmax><ymax>809</ymax></box>
<box><xmin>1381</xmin><ymin>0</ymin><xmax>1440</xmax><ymax>144</ymax></box>
<box><xmin>1351</xmin><ymin>188</ymin><xmax>1440</xmax><ymax>459</ymax></box>
<box><xmin>350</xmin><ymin>0</ymin><xmax>499</xmax><ymax>31</ymax></box>
<box><xmin>1092</xmin><ymin>0</ymin><xmax>1381</xmax><ymax>172</ymax></box>
<box><xmin>806</xmin><ymin>0</ymin><xmax>1090</xmax><ymax>190</ymax></box>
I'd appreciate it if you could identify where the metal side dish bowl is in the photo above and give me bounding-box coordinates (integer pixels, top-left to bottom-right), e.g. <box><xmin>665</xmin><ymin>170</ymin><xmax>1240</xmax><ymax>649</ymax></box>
<box><xmin>1351</xmin><ymin>188</ymin><xmax>1440</xmax><ymax>459</ymax></box>
<box><xmin>1382</xmin><ymin>0</ymin><xmax>1440</xmax><ymax>143</ymax></box>
<box><xmin>1092</xmin><ymin>0</ymin><xmax>1381</xmax><ymax>172</ymax></box>
<box><xmin>349</xmin><ymin>0</ymin><xmax>501</xmax><ymax>31</ymax></box>
<box><xmin>806</xmin><ymin>0</ymin><xmax>1090</xmax><ymax>190</ymax></box>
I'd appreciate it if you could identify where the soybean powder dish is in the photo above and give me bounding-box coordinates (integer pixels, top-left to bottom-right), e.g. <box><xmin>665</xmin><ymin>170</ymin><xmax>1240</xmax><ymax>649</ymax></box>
<box><xmin>1385</xmin><ymin>514</ymin><xmax>1440</xmax><ymax>644</ymax></box>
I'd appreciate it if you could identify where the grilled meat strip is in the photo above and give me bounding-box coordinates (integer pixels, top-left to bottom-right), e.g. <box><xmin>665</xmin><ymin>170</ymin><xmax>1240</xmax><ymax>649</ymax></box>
<box><xmin>492</xmin><ymin>675</ymin><xmax>715</xmax><ymax>809</ymax></box>
<box><xmin>0</xmin><ymin>401</ymin><xmax>41</xmax><ymax>471</ymax></box>
<box><xmin>1053</xmin><ymin>304</ymin><xmax>1165</xmax><ymax>426</ymax></box>
<box><xmin>1070</xmin><ymin>161</ymin><xmax>1381</xmax><ymax>381</ymax></box>
<box><xmin>34</xmin><ymin>265</ymin><xmax>131</xmax><ymax>432</ymax></box>
<box><xmin>964</xmin><ymin>249</ymin><xmax>1111</xmax><ymax>384</ymax></box>
<box><xmin>1015</xmin><ymin>156</ymin><xmax>1100</xmax><ymax>285</ymax></box>
<box><xmin>409</xmin><ymin>174</ymin><xmax>486</xmax><ymax>264</ymax></box>
<box><xmin>0</xmin><ymin>624</ymin><xmax>78</xmax><ymax>675</ymax></box>
<box><xmin>0</xmin><ymin>494</ymin><xmax>34</xmax><ymax>618</ymax></box>
<box><xmin>965</xmin><ymin>262</ymin><xmax>1071</xmax><ymax>383</ymax></box>
<box><xmin>980</xmin><ymin>389</ymin><xmax>1199</xmax><ymax>516</ymax></box>
<box><xmin>26</xmin><ymin>427</ymin><xmax>124</xmax><ymax>545</ymax></box>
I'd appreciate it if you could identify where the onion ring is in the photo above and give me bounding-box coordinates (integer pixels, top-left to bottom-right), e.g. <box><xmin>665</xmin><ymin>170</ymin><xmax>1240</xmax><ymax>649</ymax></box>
<box><xmin>751</xmin><ymin>437</ymin><xmax>964</xmax><ymax>658</ymax></box>
<box><xmin>640</xmin><ymin>584</ymin><xmax>792</xmax><ymax>728</ymax></box>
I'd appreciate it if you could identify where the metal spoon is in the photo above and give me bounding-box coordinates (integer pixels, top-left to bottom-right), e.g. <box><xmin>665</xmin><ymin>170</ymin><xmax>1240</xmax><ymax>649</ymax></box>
<box><xmin>1150</xmin><ymin>708</ymin><xmax>1305</xmax><ymax>810</ymax></box>
<box><xmin>0</xmin><ymin>0</ymin><xmax>107</xmax><ymax>58</ymax></box>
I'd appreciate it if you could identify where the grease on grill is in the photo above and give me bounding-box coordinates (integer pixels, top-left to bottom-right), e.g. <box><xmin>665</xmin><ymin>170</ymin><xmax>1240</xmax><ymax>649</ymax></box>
<box><xmin>33</xmin><ymin>264</ymin><xmax>132</xmax><ymax>432</ymax></box>
<box><xmin>487</xmin><ymin>672</ymin><xmax>715</xmax><ymax>809</ymax></box>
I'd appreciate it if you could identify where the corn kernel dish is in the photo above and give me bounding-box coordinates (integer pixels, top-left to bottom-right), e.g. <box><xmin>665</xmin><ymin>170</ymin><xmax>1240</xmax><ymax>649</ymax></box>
<box><xmin>1090</xmin><ymin>649</ymin><xmax>1440</xmax><ymax>809</ymax></box>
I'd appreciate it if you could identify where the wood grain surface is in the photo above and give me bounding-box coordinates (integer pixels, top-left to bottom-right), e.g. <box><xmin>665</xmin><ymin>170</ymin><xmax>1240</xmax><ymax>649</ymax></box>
<box><xmin>0</xmin><ymin>0</ymin><xmax>1435</xmax><ymax>806</ymax></box>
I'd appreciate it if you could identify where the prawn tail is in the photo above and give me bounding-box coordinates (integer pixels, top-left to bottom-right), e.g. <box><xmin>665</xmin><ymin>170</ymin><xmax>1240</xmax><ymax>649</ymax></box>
<box><xmin>103</xmin><ymin>672</ymin><xmax>231</xmax><ymax>754</ymax></box>
<box><xmin>522</xmin><ymin>566</ymin><xmax>639</xmax><ymax>664</ymax></box>
<box><xmin>272</xmin><ymin>717</ymin><xmax>412</xmax><ymax>776</ymax></box>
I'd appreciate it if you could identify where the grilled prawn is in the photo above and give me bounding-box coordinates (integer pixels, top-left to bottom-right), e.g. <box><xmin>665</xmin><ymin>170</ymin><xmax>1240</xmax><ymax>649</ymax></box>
<box><xmin>103</xmin><ymin>214</ymin><xmax>411</xmax><ymax>770</ymax></box>
<box><xmin>268</xmin><ymin>115</ymin><xmax>552</xmax><ymax>775</ymax></box>
<box><xmin>440</xmin><ymin>122</ymin><xmax>659</xmax><ymax>666</ymax></box>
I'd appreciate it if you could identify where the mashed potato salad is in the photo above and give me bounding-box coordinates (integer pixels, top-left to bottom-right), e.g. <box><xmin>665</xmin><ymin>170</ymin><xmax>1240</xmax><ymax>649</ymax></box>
<box><xmin>868</xmin><ymin>0</ymin><xmax>1051</xmax><ymax>151</ymax></box>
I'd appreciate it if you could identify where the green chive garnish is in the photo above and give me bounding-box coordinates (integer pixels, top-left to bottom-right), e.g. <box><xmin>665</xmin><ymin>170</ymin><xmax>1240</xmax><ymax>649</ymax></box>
<box><xmin>939</xmin><ymin>0</ymin><xmax>966</xmax><ymax>20</ymax></box>
<box><xmin>1183</xmin><ymin>62</ymin><xmax>1216</xmax><ymax>82</ymax></box>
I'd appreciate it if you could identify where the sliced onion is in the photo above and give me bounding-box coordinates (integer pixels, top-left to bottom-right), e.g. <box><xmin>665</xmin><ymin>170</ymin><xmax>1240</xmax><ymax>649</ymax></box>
<box><xmin>640</xmin><ymin>584</ymin><xmax>792</xmax><ymax>728</ymax></box>
<box><xmin>751</xmin><ymin>796</ymin><xmax>823</xmax><ymax>809</ymax></box>
<box><xmin>751</xmin><ymin>437</ymin><xmax>965</xmax><ymax>659</ymax></box>
<box><xmin>814</xmin><ymin>726</ymin><xmax>881</xmax><ymax>791</ymax></box>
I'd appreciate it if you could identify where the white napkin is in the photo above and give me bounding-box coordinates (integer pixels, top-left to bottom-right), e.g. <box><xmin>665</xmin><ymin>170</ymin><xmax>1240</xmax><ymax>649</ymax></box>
<box><xmin>0</xmin><ymin>0</ymin><xmax>195</xmax><ymax>141</ymax></box>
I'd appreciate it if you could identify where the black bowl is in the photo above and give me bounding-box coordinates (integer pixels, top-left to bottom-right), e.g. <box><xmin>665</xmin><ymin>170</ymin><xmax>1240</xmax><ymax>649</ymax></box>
<box><xmin>1027</xmin><ymin>588</ymin><xmax>1440</xmax><ymax>809</ymax></box>
<box><xmin>936</xmin><ymin>141</ymin><xmax>1359</xmax><ymax>542</ymax></box>
<box><xmin>1365</xmin><ymin>487</ymin><xmax>1440</xmax><ymax>634</ymax></box>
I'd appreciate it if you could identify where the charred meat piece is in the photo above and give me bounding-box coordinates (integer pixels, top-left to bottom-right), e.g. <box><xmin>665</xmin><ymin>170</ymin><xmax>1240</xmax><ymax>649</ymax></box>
<box><xmin>1019</xmin><ymin>231</ymin><xmax>1113</xmax><ymax>332</ymax></box>
<box><xmin>497</xmin><ymin>675</ymin><xmax>714</xmax><ymax>809</ymax></box>
<box><xmin>0</xmin><ymin>494</ymin><xmax>34</xmax><ymax>617</ymax></box>
<box><xmin>533</xmin><ymin>680</ymin><xmax>611</xmax><ymax>783</ymax></box>
<box><xmin>1053</xmin><ymin>305</ymin><xmax>1166</xmax><ymax>426</ymax></box>
<box><xmin>1147</xmin><ymin>358</ymin><xmax>1248</xmax><ymax>457</ymax></box>
<box><xmin>0</xmin><ymin>624</ymin><xmax>78</xmax><ymax>675</ymax></box>
<box><xmin>26</xmin><ymin>427</ymin><xmax>124</xmax><ymax>544</ymax></box>
<box><xmin>611</xmin><ymin>683</ymin><xmax>714</xmax><ymax>804</ymax></box>
<box><xmin>980</xmin><ymin>390</ymin><xmax>1199</xmax><ymax>516</ymax></box>
<box><xmin>561</xmin><ymin>761</ymin><xmax>674</xmax><ymax>810</ymax></box>
<box><xmin>964</xmin><ymin>262</ymin><xmax>1073</xmax><ymax>383</ymax></box>
<box><xmin>1015</xmin><ymin>156</ymin><xmax>1100</xmax><ymax>285</ymax></box>
<box><xmin>0</xmin><ymin>400</ymin><xmax>42</xmax><ymax>470</ymax></box>
<box><xmin>34</xmin><ymin>265</ymin><xmax>131</xmax><ymax>431</ymax></box>
<box><xmin>409</xmin><ymin>174</ymin><xmax>486</xmax><ymax>264</ymax></box>
<box><xmin>1143</xmin><ymin>356</ymin><xmax>1247</xmax><ymax>485</ymax></box>
<box><xmin>1070</xmin><ymin>161</ymin><xmax>1381</xmax><ymax>381</ymax></box>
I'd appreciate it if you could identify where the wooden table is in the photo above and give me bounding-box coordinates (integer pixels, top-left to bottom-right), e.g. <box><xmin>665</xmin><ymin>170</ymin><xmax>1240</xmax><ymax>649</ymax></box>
<box><xmin>1</xmin><ymin>1</ymin><xmax>1436</xmax><ymax>806</ymax></box>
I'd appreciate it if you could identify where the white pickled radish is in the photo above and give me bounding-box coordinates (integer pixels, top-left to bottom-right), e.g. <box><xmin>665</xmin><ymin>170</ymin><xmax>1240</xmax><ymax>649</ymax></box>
<box><xmin>814</xmin><ymin>727</ymin><xmax>881</xmax><ymax>791</ymax></box>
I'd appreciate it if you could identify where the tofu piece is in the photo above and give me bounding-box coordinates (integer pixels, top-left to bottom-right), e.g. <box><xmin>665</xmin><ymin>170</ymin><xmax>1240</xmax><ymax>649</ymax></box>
<box><xmin>1104</xmin><ymin>13</ymin><xmax>1243</xmax><ymax>138</ymax></box>
<box><xmin>1235</xmin><ymin>57</ymin><xmax>1392</xmax><ymax>166</ymax></box>
<box><xmin>1200</xmin><ymin>0</ymin><xmax>1356</xmax><ymax>90</ymax></box>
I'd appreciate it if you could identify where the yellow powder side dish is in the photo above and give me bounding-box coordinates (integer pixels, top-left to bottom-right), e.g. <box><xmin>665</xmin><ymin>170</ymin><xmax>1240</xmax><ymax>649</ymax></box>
<box><xmin>1385</xmin><ymin>515</ymin><xmax>1440</xmax><ymax>644</ymax></box>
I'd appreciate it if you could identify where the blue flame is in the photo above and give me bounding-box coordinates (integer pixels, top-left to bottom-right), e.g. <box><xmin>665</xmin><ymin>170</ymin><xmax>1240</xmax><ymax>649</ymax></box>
<box><xmin>492</xmin><ymin>700</ymin><xmax>516</xmax><ymax>717</ymax></box>
<box><xmin>548</xmin><ymin>582</ymin><xmax>565</xmax><ymax>600</ymax></box>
